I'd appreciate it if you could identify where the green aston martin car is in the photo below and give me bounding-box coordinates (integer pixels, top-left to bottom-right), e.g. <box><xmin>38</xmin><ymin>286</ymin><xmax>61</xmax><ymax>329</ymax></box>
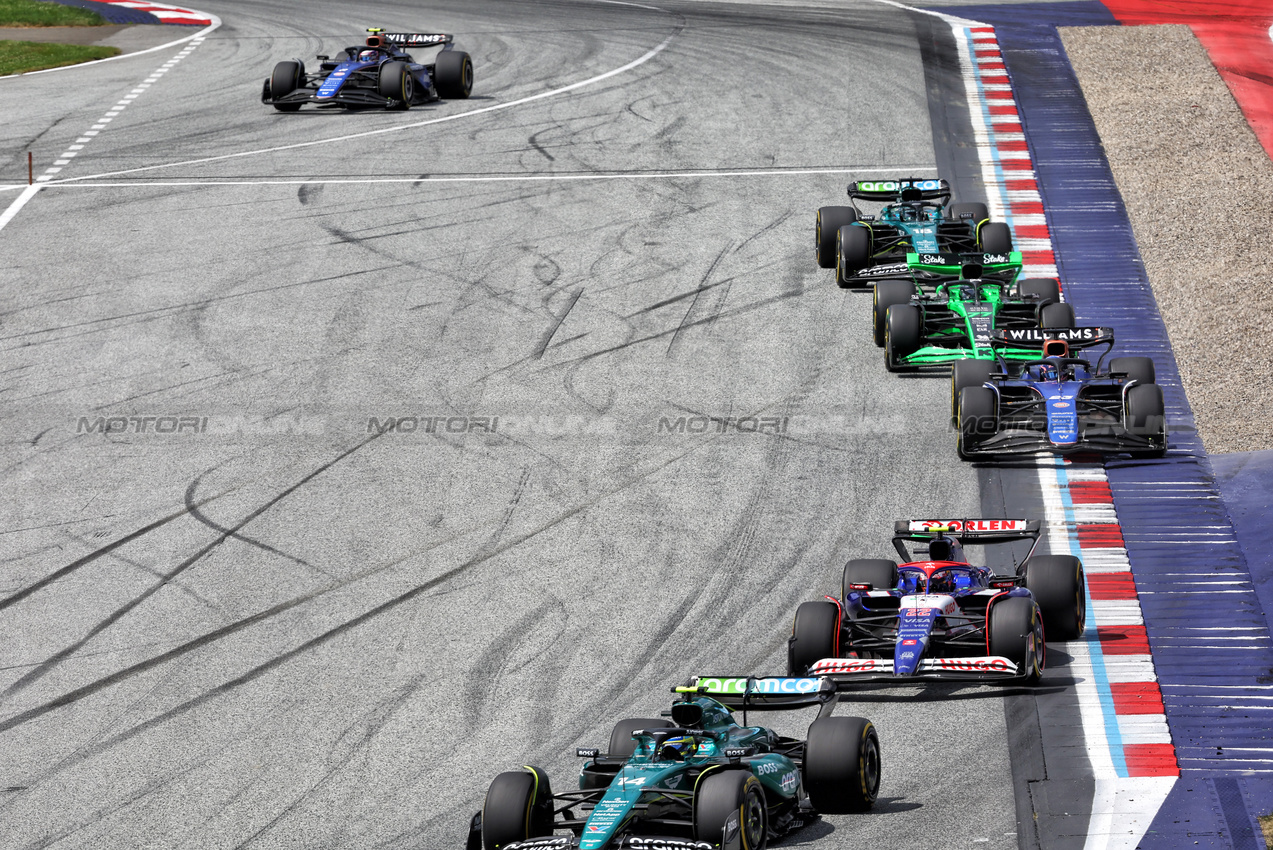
<box><xmin>466</xmin><ymin>676</ymin><xmax>880</xmax><ymax>850</ymax></box>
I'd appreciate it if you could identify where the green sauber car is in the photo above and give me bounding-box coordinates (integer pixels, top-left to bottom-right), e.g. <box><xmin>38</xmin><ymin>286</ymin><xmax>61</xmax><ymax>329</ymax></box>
<box><xmin>874</xmin><ymin>253</ymin><xmax>1076</xmax><ymax>374</ymax></box>
<box><xmin>466</xmin><ymin>676</ymin><xmax>880</xmax><ymax>850</ymax></box>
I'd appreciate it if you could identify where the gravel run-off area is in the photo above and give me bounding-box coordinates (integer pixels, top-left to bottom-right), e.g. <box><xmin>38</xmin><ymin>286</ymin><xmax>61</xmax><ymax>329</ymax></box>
<box><xmin>1060</xmin><ymin>24</ymin><xmax>1273</xmax><ymax>454</ymax></box>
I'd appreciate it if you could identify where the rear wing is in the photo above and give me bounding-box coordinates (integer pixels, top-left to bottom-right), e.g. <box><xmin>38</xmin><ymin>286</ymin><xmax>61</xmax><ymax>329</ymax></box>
<box><xmin>676</xmin><ymin>676</ymin><xmax>836</xmax><ymax>711</ymax></box>
<box><xmin>378</xmin><ymin>31</ymin><xmax>453</xmax><ymax>47</ymax></box>
<box><xmin>907</xmin><ymin>251</ymin><xmax>1022</xmax><ymax>276</ymax></box>
<box><xmin>893</xmin><ymin>519</ymin><xmax>1041</xmax><ymax>560</ymax></box>
<box><xmin>992</xmin><ymin>326</ymin><xmax>1114</xmax><ymax>350</ymax></box>
<box><xmin>848</xmin><ymin>177</ymin><xmax>950</xmax><ymax>204</ymax></box>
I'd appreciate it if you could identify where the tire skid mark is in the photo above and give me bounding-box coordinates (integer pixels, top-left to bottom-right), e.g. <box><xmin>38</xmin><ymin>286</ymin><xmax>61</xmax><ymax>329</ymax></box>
<box><xmin>184</xmin><ymin>488</ymin><xmax>333</xmax><ymax>580</ymax></box>
<box><xmin>556</xmin><ymin>288</ymin><xmax>802</xmax><ymax>366</ymax></box>
<box><xmin>666</xmin><ymin>241</ymin><xmax>733</xmax><ymax>356</ymax></box>
<box><xmin>535</xmin><ymin>288</ymin><xmax>584</xmax><ymax>359</ymax></box>
<box><xmin>0</xmin><ymin>436</ymin><xmax>727</xmax><ymax>754</ymax></box>
<box><xmin>0</xmin><ymin>494</ymin><xmax>229</xmax><ymax>612</ymax></box>
<box><xmin>0</xmin><ymin>434</ymin><xmax>381</xmax><ymax>699</ymax></box>
<box><xmin>231</xmin><ymin>675</ymin><xmax>429</xmax><ymax>850</ymax></box>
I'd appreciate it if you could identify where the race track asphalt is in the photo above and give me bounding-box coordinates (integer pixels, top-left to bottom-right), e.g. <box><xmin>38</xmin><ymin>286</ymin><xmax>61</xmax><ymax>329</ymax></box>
<box><xmin>0</xmin><ymin>1</ymin><xmax>1019</xmax><ymax>847</ymax></box>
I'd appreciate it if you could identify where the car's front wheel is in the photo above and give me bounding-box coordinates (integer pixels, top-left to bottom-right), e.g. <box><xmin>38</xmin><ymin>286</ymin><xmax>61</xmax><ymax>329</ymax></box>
<box><xmin>481</xmin><ymin>767</ymin><xmax>554</xmax><ymax>850</ymax></box>
<box><xmin>788</xmin><ymin>600</ymin><xmax>839</xmax><ymax>676</ymax></box>
<box><xmin>804</xmin><ymin>716</ymin><xmax>881</xmax><ymax>813</ymax></box>
<box><xmin>270</xmin><ymin>60</ymin><xmax>303</xmax><ymax>111</ymax></box>
<box><xmin>378</xmin><ymin>61</ymin><xmax>414</xmax><ymax>108</ymax></box>
<box><xmin>694</xmin><ymin>772</ymin><xmax>767</xmax><ymax>849</ymax></box>
<box><xmin>988</xmin><ymin>596</ymin><xmax>1045</xmax><ymax>683</ymax></box>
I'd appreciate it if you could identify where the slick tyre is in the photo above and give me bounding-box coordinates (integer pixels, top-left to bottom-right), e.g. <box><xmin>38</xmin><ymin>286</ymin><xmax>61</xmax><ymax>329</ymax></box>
<box><xmin>378</xmin><ymin>61</ymin><xmax>414</xmax><ymax>107</ymax></box>
<box><xmin>837</xmin><ymin>224</ymin><xmax>871</xmax><ymax>287</ymax></box>
<box><xmin>884</xmin><ymin>304</ymin><xmax>921</xmax><ymax>372</ymax></box>
<box><xmin>979</xmin><ymin>221</ymin><xmax>1014</xmax><ymax>253</ymax></box>
<box><xmin>1111</xmin><ymin>356</ymin><xmax>1156</xmax><ymax>386</ymax></box>
<box><xmin>608</xmin><ymin>718</ymin><xmax>672</xmax><ymax>758</ymax></box>
<box><xmin>873</xmin><ymin>281</ymin><xmax>914</xmax><ymax>347</ymax></box>
<box><xmin>787</xmin><ymin>600</ymin><xmax>839</xmax><ymax>676</ymax></box>
<box><xmin>948</xmin><ymin>201</ymin><xmax>989</xmax><ymax>225</ymax></box>
<box><xmin>804</xmin><ymin>716</ymin><xmax>881</xmax><ymax>813</ymax></box>
<box><xmin>694</xmin><ymin>772</ymin><xmax>767</xmax><ymax>850</ymax></box>
<box><xmin>1125</xmin><ymin>383</ymin><xmax>1167</xmax><ymax>457</ymax></box>
<box><xmin>988</xmin><ymin>596</ymin><xmax>1045</xmax><ymax>684</ymax></box>
<box><xmin>1021</xmin><ymin>555</ymin><xmax>1085</xmax><ymax>641</ymax></box>
<box><xmin>958</xmin><ymin>386</ymin><xmax>996</xmax><ymax>461</ymax></box>
<box><xmin>436</xmin><ymin>49</ymin><xmax>474</xmax><ymax>99</ymax></box>
<box><xmin>1039</xmin><ymin>301</ymin><xmax>1076</xmax><ymax>329</ymax></box>
<box><xmin>817</xmin><ymin>206</ymin><xmax>857</xmax><ymax>269</ymax></box>
<box><xmin>270</xmin><ymin>60</ymin><xmax>303</xmax><ymax>111</ymax></box>
<box><xmin>481</xmin><ymin>767</ymin><xmax>554</xmax><ymax>850</ymax></box>
<box><xmin>843</xmin><ymin>558</ymin><xmax>899</xmax><ymax>595</ymax></box>
<box><xmin>1018</xmin><ymin>277</ymin><xmax>1061</xmax><ymax>305</ymax></box>
<box><xmin>951</xmin><ymin>358</ymin><xmax>996</xmax><ymax>421</ymax></box>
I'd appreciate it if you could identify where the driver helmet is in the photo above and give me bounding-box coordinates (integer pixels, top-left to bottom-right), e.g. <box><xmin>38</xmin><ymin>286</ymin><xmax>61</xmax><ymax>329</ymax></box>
<box><xmin>359</xmin><ymin>48</ymin><xmax>381</xmax><ymax>61</ymax></box>
<box><xmin>930</xmin><ymin>571</ymin><xmax>957</xmax><ymax>593</ymax></box>
<box><xmin>658</xmin><ymin>735</ymin><xmax>697</xmax><ymax>762</ymax></box>
<box><xmin>898</xmin><ymin>204</ymin><xmax>920</xmax><ymax>222</ymax></box>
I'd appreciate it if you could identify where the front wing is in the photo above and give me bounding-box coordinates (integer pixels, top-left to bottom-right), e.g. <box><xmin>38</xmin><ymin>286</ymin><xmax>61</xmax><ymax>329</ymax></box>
<box><xmin>960</xmin><ymin>423</ymin><xmax>1166</xmax><ymax>457</ymax></box>
<box><xmin>810</xmin><ymin>656</ymin><xmax>1021</xmax><ymax>681</ymax></box>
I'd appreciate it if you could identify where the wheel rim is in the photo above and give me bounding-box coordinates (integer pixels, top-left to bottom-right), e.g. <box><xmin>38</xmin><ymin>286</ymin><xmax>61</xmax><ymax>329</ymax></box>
<box><xmin>402</xmin><ymin>73</ymin><xmax>413</xmax><ymax>102</ymax></box>
<box><xmin>861</xmin><ymin>734</ymin><xmax>881</xmax><ymax>799</ymax></box>
<box><xmin>1075</xmin><ymin>565</ymin><xmax>1087</xmax><ymax>635</ymax></box>
<box><xmin>742</xmin><ymin>788</ymin><xmax>765</xmax><ymax>848</ymax></box>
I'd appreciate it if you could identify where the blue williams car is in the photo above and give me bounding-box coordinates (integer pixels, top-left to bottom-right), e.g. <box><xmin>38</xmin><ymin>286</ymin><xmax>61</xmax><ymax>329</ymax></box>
<box><xmin>262</xmin><ymin>28</ymin><xmax>473</xmax><ymax>112</ymax></box>
<box><xmin>953</xmin><ymin>326</ymin><xmax>1167</xmax><ymax>459</ymax></box>
<box><xmin>788</xmin><ymin>519</ymin><xmax>1086</xmax><ymax>686</ymax></box>
<box><xmin>466</xmin><ymin>677</ymin><xmax>880</xmax><ymax>850</ymax></box>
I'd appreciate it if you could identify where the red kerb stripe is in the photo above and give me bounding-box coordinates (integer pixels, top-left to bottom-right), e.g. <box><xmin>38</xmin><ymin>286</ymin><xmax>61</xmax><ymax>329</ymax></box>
<box><xmin>1124</xmin><ymin>743</ymin><xmax>1179</xmax><ymax>777</ymax></box>
<box><xmin>1069</xmin><ymin>480</ymin><xmax>1113</xmax><ymax>504</ymax></box>
<box><xmin>1110</xmin><ymin>681</ymin><xmax>1165</xmax><ymax>715</ymax></box>
<box><xmin>1078</xmin><ymin>524</ymin><xmax>1125</xmax><ymax>548</ymax></box>
<box><xmin>1097</xmin><ymin>624</ymin><xmax>1150</xmax><ymax>655</ymax></box>
<box><xmin>1088</xmin><ymin>573</ymin><xmax>1138</xmax><ymax>600</ymax></box>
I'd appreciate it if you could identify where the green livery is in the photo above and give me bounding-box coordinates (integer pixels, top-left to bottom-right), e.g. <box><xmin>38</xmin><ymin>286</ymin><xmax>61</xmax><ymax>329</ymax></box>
<box><xmin>873</xmin><ymin>258</ymin><xmax>1077</xmax><ymax>372</ymax></box>
<box><xmin>467</xmin><ymin>677</ymin><xmax>881</xmax><ymax>850</ymax></box>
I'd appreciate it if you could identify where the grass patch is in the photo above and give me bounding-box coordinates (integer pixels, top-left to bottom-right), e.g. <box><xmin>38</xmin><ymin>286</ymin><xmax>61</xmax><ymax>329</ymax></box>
<box><xmin>0</xmin><ymin>0</ymin><xmax>106</xmax><ymax>27</ymax></box>
<box><xmin>1261</xmin><ymin>815</ymin><xmax>1273</xmax><ymax>849</ymax></box>
<box><xmin>0</xmin><ymin>39</ymin><xmax>118</xmax><ymax>74</ymax></box>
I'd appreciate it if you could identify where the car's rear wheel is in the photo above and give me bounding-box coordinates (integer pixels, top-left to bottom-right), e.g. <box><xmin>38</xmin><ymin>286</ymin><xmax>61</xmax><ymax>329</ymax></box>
<box><xmin>1111</xmin><ymin>356</ymin><xmax>1156</xmax><ymax>386</ymax></box>
<box><xmin>873</xmin><ymin>280</ymin><xmax>913</xmax><ymax>347</ymax></box>
<box><xmin>1125</xmin><ymin>383</ymin><xmax>1167</xmax><ymax>457</ymax></box>
<box><xmin>608</xmin><ymin>718</ymin><xmax>672</xmax><ymax>758</ymax></box>
<box><xmin>378</xmin><ymin>61</ymin><xmax>414</xmax><ymax>107</ymax></box>
<box><xmin>951</xmin><ymin>358</ymin><xmax>996</xmax><ymax>421</ymax></box>
<box><xmin>987</xmin><ymin>596</ymin><xmax>1045</xmax><ymax>683</ymax></box>
<box><xmin>1039</xmin><ymin>301</ymin><xmax>1076</xmax><ymax>329</ymax></box>
<box><xmin>787</xmin><ymin>600</ymin><xmax>839</xmax><ymax>676</ymax></box>
<box><xmin>948</xmin><ymin>201</ymin><xmax>989</xmax><ymax>225</ymax></box>
<box><xmin>1021</xmin><ymin>555</ymin><xmax>1085</xmax><ymax>640</ymax></box>
<box><xmin>270</xmin><ymin>60</ymin><xmax>303</xmax><ymax>111</ymax></box>
<box><xmin>843</xmin><ymin>558</ymin><xmax>899</xmax><ymax>596</ymax></box>
<box><xmin>481</xmin><ymin>767</ymin><xmax>554</xmax><ymax>850</ymax></box>
<box><xmin>958</xmin><ymin>386</ymin><xmax>997</xmax><ymax>460</ymax></box>
<box><xmin>695</xmin><ymin>772</ymin><xmax>767</xmax><ymax>849</ymax></box>
<box><xmin>884</xmin><ymin>304</ymin><xmax>921</xmax><ymax>372</ymax></box>
<box><xmin>817</xmin><ymin>206</ymin><xmax>857</xmax><ymax>269</ymax></box>
<box><xmin>436</xmin><ymin>49</ymin><xmax>474</xmax><ymax>99</ymax></box>
<box><xmin>1018</xmin><ymin>277</ymin><xmax>1061</xmax><ymax>304</ymax></box>
<box><xmin>979</xmin><ymin>221</ymin><xmax>1013</xmax><ymax>254</ymax></box>
<box><xmin>837</xmin><ymin>224</ymin><xmax>871</xmax><ymax>287</ymax></box>
<box><xmin>804</xmin><ymin>716</ymin><xmax>880</xmax><ymax>813</ymax></box>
